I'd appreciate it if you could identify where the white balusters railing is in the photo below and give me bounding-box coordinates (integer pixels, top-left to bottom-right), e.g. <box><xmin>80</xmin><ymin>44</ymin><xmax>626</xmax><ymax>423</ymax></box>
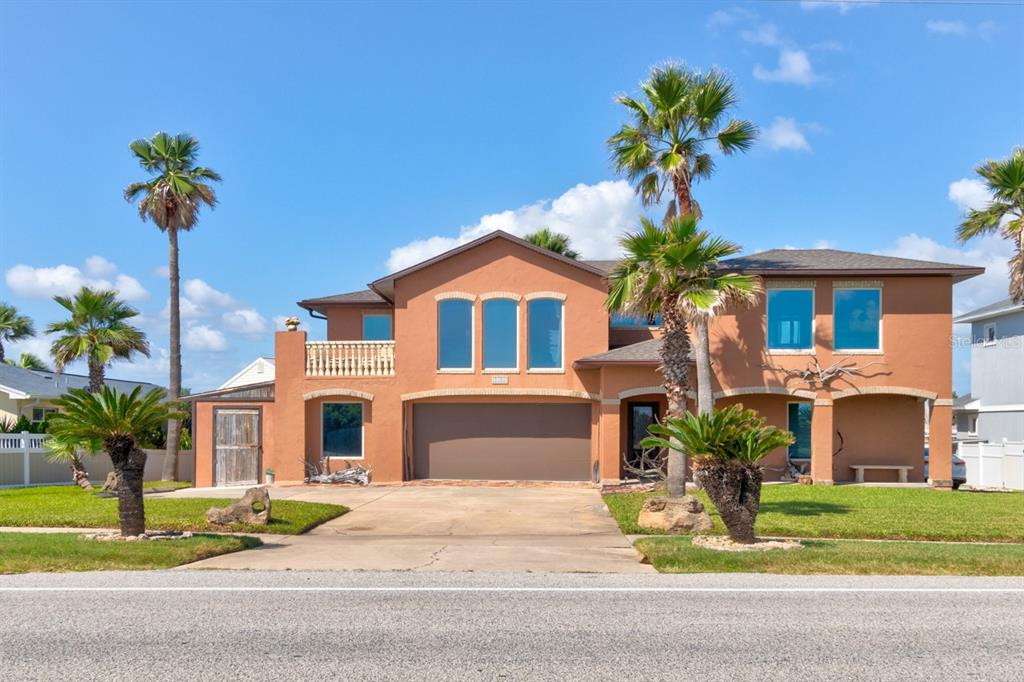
<box><xmin>305</xmin><ymin>341</ymin><xmax>396</xmax><ymax>377</ymax></box>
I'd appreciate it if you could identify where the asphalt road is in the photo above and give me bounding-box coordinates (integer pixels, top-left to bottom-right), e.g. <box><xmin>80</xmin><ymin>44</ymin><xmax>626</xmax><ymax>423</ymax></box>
<box><xmin>1</xmin><ymin>571</ymin><xmax>1022</xmax><ymax>681</ymax></box>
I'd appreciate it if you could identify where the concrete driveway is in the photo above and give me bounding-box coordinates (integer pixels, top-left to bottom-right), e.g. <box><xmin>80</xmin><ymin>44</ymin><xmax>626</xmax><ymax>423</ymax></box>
<box><xmin>177</xmin><ymin>485</ymin><xmax>653</xmax><ymax>573</ymax></box>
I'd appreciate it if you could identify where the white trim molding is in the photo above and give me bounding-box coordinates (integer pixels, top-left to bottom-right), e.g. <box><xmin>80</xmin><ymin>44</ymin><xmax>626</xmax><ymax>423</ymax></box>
<box><xmin>524</xmin><ymin>291</ymin><xmax>567</xmax><ymax>301</ymax></box>
<box><xmin>401</xmin><ymin>387</ymin><xmax>599</xmax><ymax>401</ymax></box>
<box><xmin>830</xmin><ymin>386</ymin><xmax>938</xmax><ymax>401</ymax></box>
<box><xmin>716</xmin><ymin>386</ymin><xmax>818</xmax><ymax>400</ymax></box>
<box><xmin>303</xmin><ymin>388</ymin><xmax>374</xmax><ymax>401</ymax></box>
<box><xmin>433</xmin><ymin>291</ymin><xmax>476</xmax><ymax>302</ymax></box>
<box><xmin>480</xmin><ymin>291</ymin><xmax>522</xmax><ymax>301</ymax></box>
<box><xmin>933</xmin><ymin>398</ymin><xmax>955</xmax><ymax>407</ymax></box>
<box><xmin>977</xmin><ymin>403</ymin><xmax>1024</xmax><ymax>413</ymax></box>
<box><xmin>814</xmin><ymin>398</ymin><xmax>834</xmax><ymax>407</ymax></box>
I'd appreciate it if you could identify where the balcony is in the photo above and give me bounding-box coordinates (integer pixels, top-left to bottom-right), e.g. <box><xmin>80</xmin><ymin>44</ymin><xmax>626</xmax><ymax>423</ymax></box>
<box><xmin>305</xmin><ymin>340</ymin><xmax>396</xmax><ymax>377</ymax></box>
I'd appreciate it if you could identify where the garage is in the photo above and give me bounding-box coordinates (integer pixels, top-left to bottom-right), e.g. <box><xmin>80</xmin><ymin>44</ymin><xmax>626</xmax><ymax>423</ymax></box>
<box><xmin>412</xmin><ymin>403</ymin><xmax>592</xmax><ymax>481</ymax></box>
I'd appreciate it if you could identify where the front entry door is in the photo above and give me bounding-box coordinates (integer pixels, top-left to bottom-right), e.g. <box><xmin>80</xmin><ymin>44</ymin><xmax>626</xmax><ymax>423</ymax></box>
<box><xmin>627</xmin><ymin>402</ymin><xmax>660</xmax><ymax>469</ymax></box>
<box><xmin>214</xmin><ymin>408</ymin><xmax>261</xmax><ymax>486</ymax></box>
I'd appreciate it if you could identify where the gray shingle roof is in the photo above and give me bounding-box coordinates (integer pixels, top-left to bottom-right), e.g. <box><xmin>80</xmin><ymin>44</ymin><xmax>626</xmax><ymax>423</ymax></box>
<box><xmin>582</xmin><ymin>260</ymin><xmax>620</xmax><ymax>274</ymax></box>
<box><xmin>953</xmin><ymin>297</ymin><xmax>1022</xmax><ymax>323</ymax></box>
<box><xmin>953</xmin><ymin>394</ymin><xmax>976</xmax><ymax>410</ymax></box>
<box><xmin>575</xmin><ymin>338</ymin><xmax>665</xmax><ymax>365</ymax></box>
<box><xmin>297</xmin><ymin>289</ymin><xmax>389</xmax><ymax>311</ymax></box>
<box><xmin>0</xmin><ymin>364</ymin><xmax>161</xmax><ymax>399</ymax></box>
<box><xmin>720</xmin><ymin>249</ymin><xmax>983</xmax><ymax>280</ymax></box>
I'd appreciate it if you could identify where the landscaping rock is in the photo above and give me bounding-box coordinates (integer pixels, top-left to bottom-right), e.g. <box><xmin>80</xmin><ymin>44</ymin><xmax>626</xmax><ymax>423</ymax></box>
<box><xmin>637</xmin><ymin>495</ymin><xmax>713</xmax><ymax>534</ymax></box>
<box><xmin>206</xmin><ymin>487</ymin><xmax>271</xmax><ymax>526</ymax></box>
<box><xmin>101</xmin><ymin>471</ymin><xmax>119</xmax><ymax>493</ymax></box>
<box><xmin>692</xmin><ymin>535</ymin><xmax>803</xmax><ymax>552</ymax></box>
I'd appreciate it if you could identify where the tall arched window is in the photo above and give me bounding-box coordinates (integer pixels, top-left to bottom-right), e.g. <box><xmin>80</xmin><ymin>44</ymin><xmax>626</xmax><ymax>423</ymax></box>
<box><xmin>483</xmin><ymin>298</ymin><xmax>518</xmax><ymax>371</ymax></box>
<box><xmin>437</xmin><ymin>299</ymin><xmax>473</xmax><ymax>370</ymax></box>
<box><xmin>527</xmin><ymin>298</ymin><xmax>563</xmax><ymax>370</ymax></box>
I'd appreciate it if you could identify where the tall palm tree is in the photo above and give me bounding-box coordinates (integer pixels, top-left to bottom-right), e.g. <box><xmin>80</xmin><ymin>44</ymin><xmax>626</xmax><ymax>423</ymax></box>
<box><xmin>49</xmin><ymin>387</ymin><xmax>182</xmax><ymax>536</ymax></box>
<box><xmin>956</xmin><ymin>147</ymin><xmax>1024</xmax><ymax>303</ymax></box>
<box><xmin>124</xmin><ymin>132</ymin><xmax>221</xmax><ymax>480</ymax></box>
<box><xmin>608</xmin><ymin>62</ymin><xmax>757</xmax><ymax>219</ymax></box>
<box><xmin>46</xmin><ymin>287</ymin><xmax>149</xmax><ymax>393</ymax></box>
<box><xmin>524</xmin><ymin>228</ymin><xmax>580</xmax><ymax>259</ymax></box>
<box><xmin>0</xmin><ymin>302</ymin><xmax>35</xmax><ymax>364</ymax></box>
<box><xmin>607</xmin><ymin>215</ymin><xmax>757</xmax><ymax>496</ymax></box>
<box><xmin>5</xmin><ymin>352</ymin><xmax>50</xmax><ymax>371</ymax></box>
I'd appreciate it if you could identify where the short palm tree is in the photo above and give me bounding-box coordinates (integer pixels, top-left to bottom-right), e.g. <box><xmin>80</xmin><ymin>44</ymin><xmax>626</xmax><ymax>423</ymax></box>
<box><xmin>45</xmin><ymin>434</ymin><xmax>96</xmax><ymax>490</ymax></box>
<box><xmin>643</xmin><ymin>404</ymin><xmax>794</xmax><ymax>543</ymax></box>
<box><xmin>5</xmin><ymin>352</ymin><xmax>50</xmax><ymax>371</ymax></box>
<box><xmin>524</xmin><ymin>228</ymin><xmax>580</xmax><ymax>259</ymax></box>
<box><xmin>0</xmin><ymin>302</ymin><xmax>35</xmax><ymax>364</ymax></box>
<box><xmin>607</xmin><ymin>215</ymin><xmax>756</xmax><ymax>495</ymax></box>
<box><xmin>609</xmin><ymin>62</ymin><xmax>757</xmax><ymax>219</ymax></box>
<box><xmin>46</xmin><ymin>287</ymin><xmax>149</xmax><ymax>392</ymax></box>
<box><xmin>49</xmin><ymin>387</ymin><xmax>182</xmax><ymax>536</ymax></box>
<box><xmin>124</xmin><ymin>132</ymin><xmax>221</xmax><ymax>481</ymax></box>
<box><xmin>956</xmin><ymin>147</ymin><xmax>1024</xmax><ymax>302</ymax></box>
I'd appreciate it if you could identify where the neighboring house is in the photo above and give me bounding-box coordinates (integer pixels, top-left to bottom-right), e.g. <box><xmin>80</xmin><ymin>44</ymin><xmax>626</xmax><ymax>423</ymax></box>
<box><xmin>187</xmin><ymin>230</ymin><xmax>982</xmax><ymax>488</ymax></box>
<box><xmin>219</xmin><ymin>357</ymin><xmax>275</xmax><ymax>389</ymax></box>
<box><xmin>0</xmin><ymin>364</ymin><xmax>161</xmax><ymax>425</ymax></box>
<box><xmin>953</xmin><ymin>298</ymin><xmax>1024</xmax><ymax>442</ymax></box>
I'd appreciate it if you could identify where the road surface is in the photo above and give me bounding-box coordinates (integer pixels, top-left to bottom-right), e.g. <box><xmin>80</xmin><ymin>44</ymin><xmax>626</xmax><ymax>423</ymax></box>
<box><xmin>1</xmin><ymin>571</ymin><xmax>1021</xmax><ymax>681</ymax></box>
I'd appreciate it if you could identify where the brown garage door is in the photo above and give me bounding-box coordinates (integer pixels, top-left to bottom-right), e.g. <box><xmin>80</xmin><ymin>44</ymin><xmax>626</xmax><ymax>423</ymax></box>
<box><xmin>413</xmin><ymin>403</ymin><xmax>592</xmax><ymax>481</ymax></box>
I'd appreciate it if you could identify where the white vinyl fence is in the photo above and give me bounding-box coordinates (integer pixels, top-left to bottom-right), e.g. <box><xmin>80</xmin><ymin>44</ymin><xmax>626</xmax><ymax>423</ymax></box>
<box><xmin>959</xmin><ymin>441</ymin><xmax>1024</xmax><ymax>491</ymax></box>
<box><xmin>0</xmin><ymin>432</ymin><xmax>195</xmax><ymax>488</ymax></box>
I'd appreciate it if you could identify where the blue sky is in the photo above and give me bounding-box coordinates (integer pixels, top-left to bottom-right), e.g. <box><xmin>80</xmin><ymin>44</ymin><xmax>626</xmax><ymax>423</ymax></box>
<box><xmin>1</xmin><ymin>0</ymin><xmax>1021</xmax><ymax>392</ymax></box>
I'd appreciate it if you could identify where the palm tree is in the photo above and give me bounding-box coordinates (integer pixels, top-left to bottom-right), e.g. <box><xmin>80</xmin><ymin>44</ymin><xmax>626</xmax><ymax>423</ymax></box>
<box><xmin>46</xmin><ymin>287</ymin><xmax>149</xmax><ymax>393</ymax></box>
<box><xmin>607</xmin><ymin>215</ymin><xmax>756</xmax><ymax>496</ymax></box>
<box><xmin>5</xmin><ymin>352</ymin><xmax>50</xmax><ymax>371</ymax></box>
<box><xmin>45</xmin><ymin>434</ymin><xmax>95</xmax><ymax>490</ymax></box>
<box><xmin>956</xmin><ymin>147</ymin><xmax>1024</xmax><ymax>302</ymax></box>
<box><xmin>609</xmin><ymin>62</ymin><xmax>757</xmax><ymax>220</ymax></box>
<box><xmin>49</xmin><ymin>387</ymin><xmax>182</xmax><ymax>536</ymax></box>
<box><xmin>0</xmin><ymin>302</ymin><xmax>35</xmax><ymax>364</ymax></box>
<box><xmin>524</xmin><ymin>228</ymin><xmax>580</xmax><ymax>259</ymax></box>
<box><xmin>643</xmin><ymin>404</ymin><xmax>794</xmax><ymax>543</ymax></box>
<box><xmin>124</xmin><ymin>132</ymin><xmax>221</xmax><ymax>481</ymax></box>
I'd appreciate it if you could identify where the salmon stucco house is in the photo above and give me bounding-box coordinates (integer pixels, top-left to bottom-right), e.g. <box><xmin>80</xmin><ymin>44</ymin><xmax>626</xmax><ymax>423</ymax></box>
<box><xmin>187</xmin><ymin>230</ymin><xmax>983</xmax><ymax>488</ymax></box>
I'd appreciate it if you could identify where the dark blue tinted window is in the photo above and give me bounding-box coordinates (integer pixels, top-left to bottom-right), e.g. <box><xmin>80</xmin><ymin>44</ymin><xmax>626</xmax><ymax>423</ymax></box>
<box><xmin>483</xmin><ymin>299</ymin><xmax>517</xmax><ymax>369</ymax></box>
<box><xmin>787</xmin><ymin>402</ymin><xmax>812</xmax><ymax>460</ymax></box>
<box><xmin>528</xmin><ymin>299</ymin><xmax>562</xmax><ymax>369</ymax></box>
<box><xmin>438</xmin><ymin>299</ymin><xmax>472</xmax><ymax>369</ymax></box>
<box><xmin>767</xmin><ymin>289</ymin><xmax>814</xmax><ymax>350</ymax></box>
<box><xmin>834</xmin><ymin>289</ymin><xmax>881</xmax><ymax>350</ymax></box>
<box><xmin>322</xmin><ymin>403</ymin><xmax>362</xmax><ymax>457</ymax></box>
<box><xmin>362</xmin><ymin>315</ymin><xmax>392</xmax><ymax>340</ymax></box>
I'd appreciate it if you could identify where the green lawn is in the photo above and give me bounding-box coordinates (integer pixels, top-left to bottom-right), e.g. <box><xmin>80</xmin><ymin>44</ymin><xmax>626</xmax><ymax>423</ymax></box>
<box><xmin>143</xmin><ymin>481</ymin><xmax>193</xmax><ymax>491</ymax></box>
<box><xmin>0</xmin><ymin>486</ymin><xmax>347</xmax><ymax>535</ymax></box>
<box><xmin>0</xmin><ymin>532</ymin><xmax>260</xmax><ymax>574</ymax></box>
<box><xmin>635</xmin><ymin>536</ymin><xmax>1024</xmax><ymax>575</ymax></box>
<box><xmin>604</xmin><ymin>485</ymin><xmax>1024</xmax><ymax>542</ymax></box>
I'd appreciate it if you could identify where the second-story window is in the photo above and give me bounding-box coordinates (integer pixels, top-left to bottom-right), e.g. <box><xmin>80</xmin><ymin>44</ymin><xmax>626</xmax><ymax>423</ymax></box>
<box><xmin>438</xmin><ymin>299</ymin><xmax>473</xmax><ymax>370</ymax></box>
<box><xmin>483</xmin><ymin>299</ymin><xmax>518</xmax><ymax>371</ymax></box>
<box><xmin>767</xmin><ymin>289</ymin><xmax>814</xmax><ymax>351</ymax></box>
<box><xmin>528</xmin><ymin>298</ymin><xmax>563</xmax><ymax>370</ymax></box>
<box><xmin>611</xmin><ymin>312</ymin><xmax>662</xmax><ymax>328</ymax></box>
<box><xmin>834</xmin><ymin>288</ymin><xmax>881</xmax><ymax>351</ymax></box>
<box><xmin>362</xmin><ymin>314</ymin><xmax>392</xmax><ymax>341</ymax></box>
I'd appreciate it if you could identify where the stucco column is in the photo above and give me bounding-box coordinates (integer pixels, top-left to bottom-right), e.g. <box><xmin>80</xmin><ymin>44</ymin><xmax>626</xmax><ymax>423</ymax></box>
<box><xmin>273</xmin><ymin>330</ymin><xmax>308</xmax><ymax>484</ymax></box>
<box><xmin>810</xmin><ymin>398</ymin><xmax>834</xmax><ymax>485</ymax></box>
<box><xmin>599</xmin><ymin>400</ymin><xmax>622</xmax><ymax>484</ymax></box>
<box><xmin>928</xmin><ymin>399</ymin><xmax>954</xmax><ymax>488</ymax></box>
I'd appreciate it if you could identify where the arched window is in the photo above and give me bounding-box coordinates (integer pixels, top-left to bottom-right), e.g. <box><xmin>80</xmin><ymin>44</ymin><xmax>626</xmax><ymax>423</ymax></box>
<box><xmin>438</xmin><ymin>299</ymin><xmax>473</xmax><ymax>370</ymax></box>
<box><xmin>527</xmin><ymin>298</ymin><xmax>563</xmax><ymax>370</ymax></box>
<box><xmin>483</xmin><ymin>298</ymin><xmax>518</xmax><ymax>371</ymax></box>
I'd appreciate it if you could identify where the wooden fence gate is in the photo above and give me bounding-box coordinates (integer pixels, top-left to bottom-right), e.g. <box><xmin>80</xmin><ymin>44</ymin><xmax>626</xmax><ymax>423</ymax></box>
<box><xmin>214</xmin><ymin>408</ymin><xmax>261</xmax><ymax>486</ymax></box>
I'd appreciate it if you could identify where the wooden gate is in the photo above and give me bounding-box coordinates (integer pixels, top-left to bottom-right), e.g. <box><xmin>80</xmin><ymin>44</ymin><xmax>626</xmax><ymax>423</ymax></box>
<box><xmin>214</xmin><ymin>408</ymin><xmax>261</xmax><ymax>486</ymax></box>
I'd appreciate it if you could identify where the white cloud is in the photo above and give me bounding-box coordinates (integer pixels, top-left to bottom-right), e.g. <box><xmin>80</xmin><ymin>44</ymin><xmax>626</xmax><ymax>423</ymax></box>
<box><xmin>4</xmin><ymin>259</ymin><xmax>149</xmax><ymax>302</ymax></box>
<box><xmin>385</xmin><ymin>180</ymin><xmax>642</xmax><ymax>272</ymax></box>
<box><xmin>799</xmin><ymin>1</ymin><xmax>874</xmax><ymax>14</ymax></box>
<box><xmin>183</xmin><ymin>324</ymin><xmax>228</xmax><ymax>352</ymax></box>
<box><xmin>925</xmin><ymin>19</ymin><xmax>968</xmax><ymax>35</ymax></box>
<box><xmin>84</xmin><ymin>256</ymin><xmax>116</xmax><ymax>278</ymax></box>
<box><xmin>705</xmin><ymin>7</ymin><xmax>754</xmax><ymax>32</ymax></box>
<box><xmin>753</xmin><ymin>49</ymin><xmax>817</xmax><ymax>86</ymax></box>
<box><xmin>183</xmin><ymin>279</ymin><xmax>235</xmax><ymax>308</ymax></box>
<box><xmin>222</xmin><ymin>308</ymin><xmax>268</xmax><ymax>335</ymax></box>
<box><xmin>764</xmin><ymin>117</ymin><xmax>813</xmax><ymax>152</ymax></box>
<box><xmin>154</xmin><ymin>265</ymin><xmax>170</xmax><ymax>278</ymax></box>
<box><xmin>740</xmin><ymin>23</ymin><xmax>782</xmax><ymax>47</ymax></box>
<box><xmin>948</xmin><ymin>178</ymin><xmax>990</xmax><ymax>214</ymax></box>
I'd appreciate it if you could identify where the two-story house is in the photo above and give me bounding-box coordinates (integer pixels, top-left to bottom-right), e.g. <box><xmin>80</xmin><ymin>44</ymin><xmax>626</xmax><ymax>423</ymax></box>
<box><xmin>953</xmin><ymin>298</ymin><xmax>1024</xmax><ymax>442</ymax></box>
<box><xmin>187</xmin><ymin>230</ymin><xmax>982</xmax><ymax>488</ymax></box>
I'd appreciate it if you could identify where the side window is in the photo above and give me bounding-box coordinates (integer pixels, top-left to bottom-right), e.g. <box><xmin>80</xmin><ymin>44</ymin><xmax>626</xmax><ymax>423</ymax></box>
<box><xmin>767</xmin><ymin>289</ymin><xmax>814</xmax><ymax>350</ymax></box>
<box><xmin>362</xmin><ymin>314</ymin><xmax>393</xmax><ymax>341</ymax></box>
<box><xmin>787</xmin><ymin>402</ymin><xmax>812</xmax><ymax>460</ymax></box>
<box><xmin>528</xmin><ymin>298</ymin><xmax>563</xmax><ymax>370</ymax></box>
<box><xmin>611</xmin><ymin>312</ymin><xmax>662</xmax><ymax>328</ymax></box>
<box><xmin>483</xmin><ymin>299</ymin><xmax>518</xmax><ymax>371</ymax></box>
<box><xmin>438</xmin><ymin>299</ymin><xmax>473</xmax><ymax>370</ymax></box>
<box><xmin>322</xmin><ymin>403</ymin><xmax>363</xmax><ymax>458</ymax></box>
<box><xmin>834</xmin><ymin>288</ymin><xmax>881</xmax><ymax>351</ymax></box>
<box><xmin>984</xmin><ymin>323</ymin><xmax>997</xmax><ymax>346</ymax></box>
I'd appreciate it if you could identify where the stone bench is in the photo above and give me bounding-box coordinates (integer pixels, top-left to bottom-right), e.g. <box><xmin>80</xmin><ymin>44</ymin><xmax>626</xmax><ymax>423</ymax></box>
<box><xmin>849</xmin><ymin>465</ymin><xmax>914</xmax><ymax>483</ymax></box>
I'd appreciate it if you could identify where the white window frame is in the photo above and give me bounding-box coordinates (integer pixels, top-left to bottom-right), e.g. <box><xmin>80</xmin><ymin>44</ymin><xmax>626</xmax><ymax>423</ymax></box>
<box><xmin>833</xmin><ymin>287</ymin><xmax>883</xmax><ymax>354</ymax></box>
<box><xmin>31</xmin><ymin>407</ymin><xmax>57</xmax><ymax>424</ymax></box>
<box><xmin>321</xmin><ymin>401</ymin><xmax>364</xmax><ymax>460</ymax></box>
<box><xmin>482</xmin><ymin>298</ymin><xmax>519</xmax><ymax>374</ymax></box>
<box><xmin>526</xmin><ymin>297</ymin><xmax>565</xmax><ymax>374</ymax></box>
<box><xmin>437</xmin><ymin>299</ymin><xmax>475</xmax><ymax>374</ymax></box>
<box><xmin>361</xmin><ymin>313</ymin><xmax>393</xmax><ymax>341</ymax></box>
<box><xmin>766</xmin><ymin>288</ymin><xmax>816</xmax><ymax>355</ymax></box>
<box><xmin>983</xmin><ymin>323</ymin><xmax>997</xmax><ymax>347</ymax></box>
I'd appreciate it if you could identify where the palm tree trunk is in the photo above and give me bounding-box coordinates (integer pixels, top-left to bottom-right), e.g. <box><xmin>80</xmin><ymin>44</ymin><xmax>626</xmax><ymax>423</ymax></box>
<box><xmin>70</xmin><ymin>454</ymin><xmax>91</xmax><ymax>489</ymax></box>
<box><xmin>699</xmin><ymin>461</ymin><xmax>763</xmax><ymax>544</ymax></box>
<box><xmin>659</xmin><ymin>299</ymin><xmax>690</xmax><ymax>498</ymax></box>
<box><xmin>693</xmin><ymin>316</ymin><xmax>714</xmax><ymax>416</ymax></box>
<box><xmin>87</xmin><ymin>359</ymin><xmax>104</xmax><ymax>393</ymax></box>
<box><xmin>115</xmin><ymin>448</ymin><xmax>148</xmax><ymax>536</ymax></box>
<box><xmin>162</xmin><ymin>227</ymin><xmax>181</xmax><ymax>482</ymax></box>
<box><xmin>0</xmin><ymin>341</ymin><xmax>5</xmax><ymax>363</ymax></box>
